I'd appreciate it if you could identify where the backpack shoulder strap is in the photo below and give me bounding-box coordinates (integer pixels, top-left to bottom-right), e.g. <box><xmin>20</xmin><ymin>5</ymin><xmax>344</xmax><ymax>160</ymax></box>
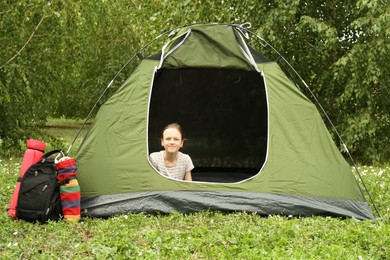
<box><xmin>41</xmin><ymin>149</ymin><xmax>63</xmax><ymax>163</ymax></box>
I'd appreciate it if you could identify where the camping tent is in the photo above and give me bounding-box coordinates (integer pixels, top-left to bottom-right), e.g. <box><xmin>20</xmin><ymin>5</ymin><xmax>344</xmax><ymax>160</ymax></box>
<box><xmin>76</xmin><ymin>23</ymin><xmax>374</xmax><ymax>220</ymax></box>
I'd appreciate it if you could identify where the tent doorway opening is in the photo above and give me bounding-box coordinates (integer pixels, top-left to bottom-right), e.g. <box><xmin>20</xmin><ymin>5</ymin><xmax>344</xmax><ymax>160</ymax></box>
<box><xmin>148</xmin><ymin>68</ymin><xmax>268</xmax><ymax>183</ymax></box>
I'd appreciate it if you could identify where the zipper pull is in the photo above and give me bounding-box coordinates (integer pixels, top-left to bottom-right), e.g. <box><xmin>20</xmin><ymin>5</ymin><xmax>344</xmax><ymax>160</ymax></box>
<box><xmin>42</xmin><ymin>185</ymin><xmax>48</xmax><ymax>192</ymax></box>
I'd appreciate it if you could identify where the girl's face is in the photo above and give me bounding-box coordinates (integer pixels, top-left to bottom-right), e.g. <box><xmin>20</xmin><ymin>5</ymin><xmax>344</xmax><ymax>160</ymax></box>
<box><xmin>161</xmin><ymin>127</ymin><xmax>183</xmax><ymax>154</ymax></box>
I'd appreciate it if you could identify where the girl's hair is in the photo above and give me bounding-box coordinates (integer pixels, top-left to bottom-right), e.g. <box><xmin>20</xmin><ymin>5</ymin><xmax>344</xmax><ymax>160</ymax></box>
<box><xmin>161</xmin><ymin>123</ymin><xmax>184</xmax><ymax>139</ymax></box>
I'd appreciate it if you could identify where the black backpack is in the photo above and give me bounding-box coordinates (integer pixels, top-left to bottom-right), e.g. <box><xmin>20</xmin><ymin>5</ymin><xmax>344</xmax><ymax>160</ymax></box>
<box><xmin>16</xmin><ymin>149</ymin><xmax>63</xmax><ymax>223</ymax></box>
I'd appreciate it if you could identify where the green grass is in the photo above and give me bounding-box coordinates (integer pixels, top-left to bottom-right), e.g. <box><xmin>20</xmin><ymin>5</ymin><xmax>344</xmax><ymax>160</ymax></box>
<box><xmin>0</xmin><ymin>121</ymin><xmax>389</xmax><ymax>259</ymax></box>
<box><xmin>43</xmin><ymin>118</ymin><xmax>91</xmax><ymax>157</ymax></box>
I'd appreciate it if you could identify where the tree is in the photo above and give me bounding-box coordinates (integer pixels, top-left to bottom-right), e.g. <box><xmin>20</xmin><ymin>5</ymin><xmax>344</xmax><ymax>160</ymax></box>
<box><xmin>330</xmin><ymin>0</ymin><xmax>390</xmax><ymax>163</ymax></box>
<box><xmin>243</xmin><ymin>0</ymin><xmax>389</xmax><ymax>163</ymax></box>
<box><xmin>0</xmin><ymin>1</ymin><xmax>54</xmax><ymax>155</ymax></box>
<box><xmin>1</xmin><ymin>0</ymin><xmax>388</xmax><ymax>163</ymax></box>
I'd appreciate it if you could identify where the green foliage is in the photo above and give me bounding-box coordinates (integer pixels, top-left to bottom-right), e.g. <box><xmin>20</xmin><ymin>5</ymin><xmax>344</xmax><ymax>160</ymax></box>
<box><xmin>331</xmin><ymin>0</ymin><xmax>390</xmax><ymax>163</ymax></box>
<box><xmin>250</xmin><ymin>0</ymin><xmax>389</xmax><ymax>163</ymax></box>
<box><xmin>0</xmin><ymin>1</ymin><xmax>50</xmax><ymax>156</ymax></box>
<box><xmin>1</xmin><ymin>0</ymin><xmax>389</xmax><ymax>163</ymax></box>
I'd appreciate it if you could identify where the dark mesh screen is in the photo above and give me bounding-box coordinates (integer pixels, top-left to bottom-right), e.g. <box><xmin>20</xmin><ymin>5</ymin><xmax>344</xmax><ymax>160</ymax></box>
<box><xmin>148</xmin><ymin>68</ymin><xmax>268</xmax><ymax>182</ymax></box>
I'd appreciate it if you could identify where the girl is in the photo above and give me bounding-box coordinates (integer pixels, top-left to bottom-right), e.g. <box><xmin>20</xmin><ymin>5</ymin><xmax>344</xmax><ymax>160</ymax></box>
<box><xmin>149</xmin><ymin>123</ymin><xmax>194</xmax><ymax>181</ymax></box>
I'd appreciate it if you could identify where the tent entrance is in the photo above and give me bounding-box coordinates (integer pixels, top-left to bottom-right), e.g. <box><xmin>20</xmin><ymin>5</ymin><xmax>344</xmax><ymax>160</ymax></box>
<box><xmin>148</xmin><ymin>68</ymin><xmax>268</xmax><ymax>183</ymax></box>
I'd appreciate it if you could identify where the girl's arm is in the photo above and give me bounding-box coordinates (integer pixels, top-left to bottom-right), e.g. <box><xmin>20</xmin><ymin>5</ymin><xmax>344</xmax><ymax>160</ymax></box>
<box><xmin>184</xmin><ymin>171</ymin><xmax>192</xmax><ymax>181</ymax></box>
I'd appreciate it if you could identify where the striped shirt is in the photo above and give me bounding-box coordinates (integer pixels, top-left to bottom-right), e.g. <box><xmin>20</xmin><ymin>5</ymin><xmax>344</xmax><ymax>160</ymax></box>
<box><xmin>149</xmin><ymin>151</ymin><xmax>194</xmax><ymax>180</ymax></box>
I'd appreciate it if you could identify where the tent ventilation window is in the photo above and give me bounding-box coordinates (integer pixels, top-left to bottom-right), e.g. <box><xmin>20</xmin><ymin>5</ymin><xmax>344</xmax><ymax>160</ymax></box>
<box><xmin>148</xmin><ymin>68</ymin><xmax>268</xmax><ymax>183</ymax></box>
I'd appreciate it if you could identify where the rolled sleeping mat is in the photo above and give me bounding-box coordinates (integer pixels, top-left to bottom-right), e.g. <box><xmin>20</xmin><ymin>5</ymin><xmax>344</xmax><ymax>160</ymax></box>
<box><xmin>8</xmin><ymin>140</ymin><xmax>46</xmax><ymax>218</ymax></box>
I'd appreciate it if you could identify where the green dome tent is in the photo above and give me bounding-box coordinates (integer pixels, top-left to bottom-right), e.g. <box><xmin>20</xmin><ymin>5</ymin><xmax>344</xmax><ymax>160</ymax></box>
<box><xmin>76</xmin><ymin>23</ymin><xmax>374</xmax><ymax>220</ymax></box>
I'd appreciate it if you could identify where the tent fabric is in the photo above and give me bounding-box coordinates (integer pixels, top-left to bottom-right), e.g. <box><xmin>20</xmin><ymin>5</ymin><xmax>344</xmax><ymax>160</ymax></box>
<box><xmin>81</xmin><ymin>191</ymin><xmax>373</xmax><ymax>220</ymax></box>
<box><xmin>162</xmin><ymin>26</ymin><xmax>256</xmax><ymax>70</ymax></box>
<box><xmin>76</xmin><ymin>24</ymin><xmax>374</xmax><ymax>220</ymax></box>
